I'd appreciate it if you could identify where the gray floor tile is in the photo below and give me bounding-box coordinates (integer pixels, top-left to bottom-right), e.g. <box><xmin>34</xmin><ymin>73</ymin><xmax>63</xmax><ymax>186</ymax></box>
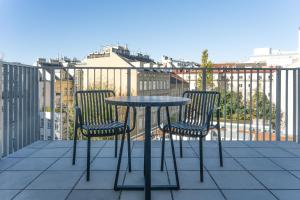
<box><xmin>252</xmin><ymin>171</ymin><xmax>300</xmax><ymax>189</ymax></box>
<box><xmin>124</xmin><ymin>170</ymin><xmax>169</xmax><ymax>186</ymax></box>
<box><xmin>47</xmin><ymin>157</ymin><xmax>86</xmax><ymax>171</ymax></box>
<box><xmin>67</xmin><ymin>190</ymin><xmax>119</xmax><ymax>200</ymax></box>
<box><xmin>255</xmin><ymin>148</ymin><xmax>295</xmax><ymax>157</ymax></box>
<box><xmin>131</xmin><ymin>157</ymin><xmax>162</xmax><ymax>171</ymax></box>
<box><xmin>14</xmin><ymin>190</ymin><xmax>70</xmax><ymax>200</ymax></box>
<box><xmin>91</xmin><ymin>157</ymin><xmax>127</xmax><ymax>170</ymax></box>
<box><xmin>223</xmin><ymin>190</ymin><xmax>277</xmax><ymax>200</ymax></box>
<box><xmin>97</xmin><ymin>147</ymin><xmax>126</xmax><ymax>157</ymax></box>
<box><xmin>0</xmin><ymin>171</ymin><xmax>40</xmax><ymax>189</ymax></box>
<box><xmin>0</xmin><ymin>158</ymin><xmax>21</xmax><ymax>170</ymax></box>
<box><xmin>120</xmin><ymin>191</ymin><xmax>172</xmax><ymax>200</ymax></box>
<box><xmin>245</xmin><ymin>142</ymin><xmax>276</xmax><ymax>148</ymax></box>
<box><xmin>0</xmin><ymin>190</ymin><xmax>20</xmax><ymax>200</ymax></box>
<box><xmin>168</xmin><ymin>171</ymin><xmax>218</xmax><ymax>189</ymax></box>
<box><xmin>25</xmin><ymin>141</ymin><xmax>51</xmax><ymax>149</ymax></box>
<box><xmin>45</xmin><ymin>140</ymin><xmax>73</xmax><ymax>148</ymax></box>
<box><xmin>173</xmin><ymin>190</ymin><xmax>225</xmax><ymax>200</ymax></box>
<box><xmin>205</xmin><ymin>158</ymin><xmax>243</xmax><ymax>170</ymax></box>
<box><xmin>27</xmin><ymin>171</ymin><xmax>82</xmax><ymax>189</ymax></box>
<box><xmin>274</xmin><ymin>142</ymin><xmax>300</xmax><ymax>149</ymax></box>
<box><xmin>8</xmin><ymin>148</ymin><xmax>37</xmax><ymax>158</ymax></box>
<box><xmin>272</xmin><ymin>190</ymin><xmax>300</xmax><ymax>200</ymax></box>
<box><xmin>236</xmin><ymin>158</ymin><xmax>283</xmax><ymax>170</ymax></box>
<box><xmin>271</xmin><ymin>158</ymin><xmax>300</xmax><ymax>170</ymax></box>
<box><xmin>225</xmin><ymin>148</ymin><xmax>263</xmax><ymax>157</ymax></box>
<box><xmin>222</xmin><ymin>141</ymin><xmax>248</xmax><ymax>148</ymax></box>
<box><xmin>8</xmin><ymin>158</ymin><xmax>57</xmax><ymax>170</ymax></box>
<box><xmin>210</xmin><ymin>171</ymin><xmax>264</xmax><ymax>189</ymax></box>
<box><xmin>76</xmin><ymin>140</ymin><xmax>107</xmax><ymax>148</ymax></box>
<box><xmin>193</xmin><ymin>146</ymin><xmax>231</xmax><ymax>157</ymax></box>
<box><xmin>166</xmin><ymin>157</ymin><xmax>202</xmax><ymax>171</ymax></box>
<box><xmin>75</xmin><ymin>171</ymin><xmax>125</xmax><ymax>189</ymax></box>
<box><xmin>63</xmin><ymin>147</ymin><xmax>100</xmax><ymax>158</ymax></box>
<box><xmin>30</xmin><ymin>148</ymin><xmax>70</xmax><ymax>158</ymax></box>
<box><xmin>285</xmin><ymin>148</ymin><xmax>300</xmax><ymax>157</ymax></box>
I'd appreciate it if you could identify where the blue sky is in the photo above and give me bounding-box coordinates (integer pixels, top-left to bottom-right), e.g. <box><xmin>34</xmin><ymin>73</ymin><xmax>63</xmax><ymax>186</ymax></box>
<box><xmin>0</xmin><ymin>0</ymin><xmax>299</xmax><ymax>64</ymax></box>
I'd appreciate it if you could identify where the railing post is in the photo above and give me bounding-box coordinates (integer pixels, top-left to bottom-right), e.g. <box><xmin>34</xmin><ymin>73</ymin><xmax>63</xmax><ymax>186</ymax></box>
<box><xmin>298</xmin><ymin>69</ymin><xmax>300</xmax><ymax>143</ymax></box>
<box><xmin>275</xmin><ymin>67</ymin><xmax>281</xmax><ymax>141</ymax></box>
<box><xmin>50</xmin><ymin>68</ymin><xmax>55</xmax><ymax>140</ymax></box>
<box><xmin>202</xmin><ymin>68</ymin><xmax>207</xmax><ymax>91</ymax></box>
<box><xmin>0</xmin><ymin>62</ymin><xmax>3</xmax><ymax>157</ymax></box>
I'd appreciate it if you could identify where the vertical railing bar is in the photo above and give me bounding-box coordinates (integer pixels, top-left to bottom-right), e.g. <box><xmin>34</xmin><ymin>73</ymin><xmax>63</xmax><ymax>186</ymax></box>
<box><xmin>285</xmin><ymin>70</ymin><xmax>288</xmax><ymax>141</ymax></box>
<box><xmin>256</xmin><ymin>70</ymin><xmax>259</xmax><ymax>141</ymax></box>
<box><xmin>42</xmin><ymin>68</ymin><xmax>46</xmax><ymax>140</ymax></box>
<box><xmin>18</xmin><ymin>67</ymin><xmax>23</xmax><ymax>148</ymax></box>
<box><xmin>269</xmin><ymin>70</ymin><xmax>273</xmax><ymax>140</ymax></box>
<box><xmin>13</xmin><ymin>66</ymin><xmax>19</xmax><ymax>151</ymax></box>
<box><xmin>224</xmin><ymin>69</ymin><xmax>227</xmax><ymax>140</ymax></box>
<box><xmin>8</xmin><ymin>65</ymin><xmax>14</xmax><ymax>153</ymax></box>
<box><xmin>66</xmin><ymin>68</ymin><xmax>70</xmax><ymax>140</ymax></box>
<box><xmin>237</xmin><ymin>69</ymin><xmax>240</xmax><ymax>141</ymax></box>
<box><xmin>243</xmin><ymin>69</ymin><xmax>246</xmax><ymax>141</ymax></box>
<box><xmin>230</xmin><ymin>70</ymin><xmax>233</xmax><ymax>141</ymax></box>
<box><xmin>249</xmin><ymin>70</ymin><xmax>253</xmax><ymax>141</ymax></box>
<box><xmin>2</xmin><ymin>64</ymin><xmax>8</xmax><ymax>156</ymax></box>
<box><xmin>107</xmin><ymin>69</ymin><xmax>109</xmax><ymax>89</ymax></box>
<box><xmin>297</xmin><ymin>69</ymin><xmax>300</xmax><ymax>143</ymax></box>
<box><xmin>293</xmin><ymin>70</ymin><xmax>296</xmax><ymax>142</ymax></box>
<box><xmin>50</xmin><ymin>68</ymin><xmax>55</xmax><ymax>140</ymax></box>
<box><xmin>275</xmin><ymin>67</ymin><xmax>281</xmax><ymax>141</ymax></box>
<box><xmin>263</xmin><ymin>70</ymin><xmax>266</xmax><ymax>141</ymax></box>
<box><xmin>59</xmin><ymin>69</ymin><xmax>63</xmax><ymax>140</ymax></box>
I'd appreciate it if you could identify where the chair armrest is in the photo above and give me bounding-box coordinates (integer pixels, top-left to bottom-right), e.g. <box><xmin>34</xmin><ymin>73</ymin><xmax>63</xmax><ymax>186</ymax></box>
<box><xmin>128</xmin><ymin>107</ymin><xmax>137</xmax><ymax>132</ymax></box>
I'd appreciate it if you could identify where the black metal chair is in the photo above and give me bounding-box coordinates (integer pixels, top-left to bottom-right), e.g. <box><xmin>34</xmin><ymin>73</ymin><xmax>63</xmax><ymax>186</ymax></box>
<box><xmin>158</xmin><ymin>91</ymin><xmax>223</xmax><ymax>182</ymax></box>
<box><xmin>73</xmin><ymin>90</ymin><xmax>136</xmax><ymax>181</ymax></box>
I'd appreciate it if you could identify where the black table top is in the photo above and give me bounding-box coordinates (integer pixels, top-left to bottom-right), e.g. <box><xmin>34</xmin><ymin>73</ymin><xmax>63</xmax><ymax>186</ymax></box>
<box><xmin>105</xmin><ymin>96</ymin><xmax>191</xmax><ymax>107</ymax></box>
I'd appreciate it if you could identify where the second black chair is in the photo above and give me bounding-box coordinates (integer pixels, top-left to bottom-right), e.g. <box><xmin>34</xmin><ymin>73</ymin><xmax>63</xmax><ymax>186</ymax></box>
<box><xmin>158</xmin><ymin>91</ymin><xmax>223</xmax><ymax>182</ymax></box>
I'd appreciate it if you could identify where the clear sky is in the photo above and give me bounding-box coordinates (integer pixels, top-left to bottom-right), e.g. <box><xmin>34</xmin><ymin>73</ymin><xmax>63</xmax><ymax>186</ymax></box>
<box><xmin>0</xmin><ymin>0</ymin><xmax>299</xmax><ymax>64</ymax></box>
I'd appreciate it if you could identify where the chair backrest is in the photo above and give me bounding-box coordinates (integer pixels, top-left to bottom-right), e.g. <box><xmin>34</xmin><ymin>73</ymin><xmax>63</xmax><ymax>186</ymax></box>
<box><xmin>75</xmin><ymin>90</ymin><xmax>117</xmax><ymax>125</ymax></box>
<box><xmin>180</xmin><ymin>91</ymin><xmax>220</xmax><ymax>127</ymax></box>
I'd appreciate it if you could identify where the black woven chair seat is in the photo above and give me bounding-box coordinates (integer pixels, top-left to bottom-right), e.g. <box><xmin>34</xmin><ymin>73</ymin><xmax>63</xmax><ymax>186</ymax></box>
<box><xmin>82</xmin><ymin>121</ymin><xmax>125</xmax><ymax>131</ymax></box>
<box><xmin>163</xmin><ymin>121</ymin><xmax>207</xmax><ymax>137</ymax></box>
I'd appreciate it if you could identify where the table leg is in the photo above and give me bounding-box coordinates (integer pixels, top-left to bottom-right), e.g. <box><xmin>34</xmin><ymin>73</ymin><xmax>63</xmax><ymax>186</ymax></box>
<box><xmin>145</xmin><ymin>106</ymin><xmax>151</xmax><ymax>200</ymax></box>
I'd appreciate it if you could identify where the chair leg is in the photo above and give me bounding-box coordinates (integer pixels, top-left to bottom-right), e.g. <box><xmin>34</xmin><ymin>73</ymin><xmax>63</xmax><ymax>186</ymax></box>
<box><xmin>170</xmin><ymin>134</ymin><xmax>180</xmax><ymax>189</ymax></box>
<box><xmin>127</xmin><ymin>131</ymin><xmax>132</xmax><ymax>172</ymax></box>
<box><xmin>72</xmin><ymin>127</ymin><xmax>78</xmax><ymax>165</ymax></box>
<box><xmin>179</xmin><ymin>136</ymin><xmax>183</xmax><ymax>158</ymax></box>
<box><xmin>217</xmin><ymin>125</ymin><xmax>223</xmax><ymax>167</ymax></box>
<box><xmin>114</xmin><ymin>133</ymin><xmax>125</xmax><ymax>190</ymax></box>
<box><xmin>199</xmin><ymin>137</ymin><xmax>204</xmax><ymax>182</ymax></box>
<box><xmin>114</xmin><ymin>134</ymin><xmax>118</xmax><ymax>158</ymax></box>
<box><xmin>160</xmin><ymin>131</ymin><xmax>166</xmax><ymax>171</ymax></box>
<box><xmin>86</xmin><ymin>135</ymin><xmax>91</xmax><ymax>181</ymax></box>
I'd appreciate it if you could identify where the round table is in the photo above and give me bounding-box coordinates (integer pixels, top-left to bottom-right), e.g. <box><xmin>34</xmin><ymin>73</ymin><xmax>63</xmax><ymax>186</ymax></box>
<box><xmin>105</xmin><ymin>96</ymin><xmax>190</xmax><ymax>200</ymax></box>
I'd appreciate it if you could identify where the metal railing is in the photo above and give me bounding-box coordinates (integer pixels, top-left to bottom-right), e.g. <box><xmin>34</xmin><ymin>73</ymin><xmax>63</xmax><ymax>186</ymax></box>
<box><xmin>1</xmin><ymin>61</ymin><xmax>300</xmax><ymax>157</ymax></box>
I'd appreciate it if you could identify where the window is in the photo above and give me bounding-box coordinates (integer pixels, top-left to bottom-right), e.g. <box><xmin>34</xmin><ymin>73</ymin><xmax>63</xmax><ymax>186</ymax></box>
<box><xmin>239</xmin><ymin>76</ymin><xmax>243</xmax><ymax>79</ymax></box>
<box><xmin>239</xmin><ymin>84</ymin><xmax>243</xmax><ymax>87</ymax></box>
<box><xmin>153</xmin><ymin>81</ymin><xmax>156</xmax><ymax>90</ymax></box>
<box><xmin>143</xmin><ymin>81</ymin><xmax>147</xmax><ymax>90</ymax></box>
<box><xmin>40</xmin><ymin>119</ymin><xmax>44</xmax><ymax>128</ymax></box>
<box><xmin>149</xmin><ymin>81</ymin><xmax>152</xmax><ymax>90</ymax></box>
<box><xmin>139</xmin><ymin>81</ymin><xmax>143</xmax><ymax>91</ymax></box>
<box><xmin>47</xmin><ymin>120</ymin><xmax>51</xmax><ymax>129</ymax></box>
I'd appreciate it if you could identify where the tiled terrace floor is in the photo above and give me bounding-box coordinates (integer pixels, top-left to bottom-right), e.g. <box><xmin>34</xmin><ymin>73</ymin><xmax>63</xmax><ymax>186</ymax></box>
<box><xmin>1</xmin><ymin>140</ymin><xmax>300</xmax><ymax>200</ymax></box>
